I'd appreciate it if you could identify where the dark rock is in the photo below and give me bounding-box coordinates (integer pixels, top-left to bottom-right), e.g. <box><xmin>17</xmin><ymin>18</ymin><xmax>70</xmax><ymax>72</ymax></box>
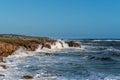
<box><xmin>0</xmin><ymin>74</ymin><xmax>5</xmax><ymax>77</ymax></box>
<box><xmin>0</xmin><ymin>65</ymin><xmax>8</xmax><ymax>69</ymax></box>
<box><xmin>66</xmin><ymin>41</ymin><xmax>81</xmax><ymax>48</ymax></box>
<box><xmin>22</xmin><ymin>75</ymin><xmax>33</xmax><ymax>79</ymax></box>
<box><xmin>59</xmin><ymin>41</ymin><xmax>64</xmax><ymax>47</ymax></box>
<box><xmin>45</xmin><ymin>44</ymin><xmax>51</xmax><ymax>49</ymax></box>
<box><xmin>41</xmin><ymin>43</ymin><xmax>51</xmax><ymax>49</ymax></box>
<box><xmin>0</xmin><ymin>56</ymin><xmax>3</xmax><ymax>62</ymax></box>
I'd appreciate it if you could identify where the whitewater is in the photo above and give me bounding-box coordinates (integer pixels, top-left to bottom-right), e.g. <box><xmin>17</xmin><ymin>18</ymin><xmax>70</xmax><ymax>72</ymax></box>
<box><xmin>0</xmin><ymin>39</ymin><xmax>120</xmax><ymax>80</ymax></box>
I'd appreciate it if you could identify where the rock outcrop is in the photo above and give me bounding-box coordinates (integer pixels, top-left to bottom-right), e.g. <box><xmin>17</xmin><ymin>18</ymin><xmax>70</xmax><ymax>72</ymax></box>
<box><xmin>0</xmin><ymin>42</ymin><xmax>19</xmax><ymax>57</ymax></box>
<box><xmin>0</xmin><ymin>34</ymin><xmax>81</xmax><ymax>62</ymax></box>
<box><xmin>66</xmin><ymin>41</ymin><xmax>81</xmax><ymax>48</ymax></box>
<box><xmin>0</xmin><ymin>34</ymin><xmax>56</xmax><ymax>58</ymax></box>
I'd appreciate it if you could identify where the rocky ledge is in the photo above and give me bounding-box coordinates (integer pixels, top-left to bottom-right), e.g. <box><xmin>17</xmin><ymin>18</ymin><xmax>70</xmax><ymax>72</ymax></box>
<box><xmin>0</xmin><ymin>34</ymin><xmax>81</xmax><ymax>61</ymax></box>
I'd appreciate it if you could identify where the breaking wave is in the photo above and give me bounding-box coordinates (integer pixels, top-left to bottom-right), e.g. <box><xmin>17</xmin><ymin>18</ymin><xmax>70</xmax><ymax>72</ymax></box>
<box><xmin>35</xmin><ymin>40</ymin><xmax>82</xmax><ymax>53</ymax></box>
<box><xmin>0</xmin><ymin>39</ymin><xmax>120</xmax><ymax>80</ymax></box>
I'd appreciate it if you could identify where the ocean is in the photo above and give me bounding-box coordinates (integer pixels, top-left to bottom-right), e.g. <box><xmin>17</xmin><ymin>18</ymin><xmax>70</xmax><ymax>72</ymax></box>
<box><xmin>0</xmin><ymin>39</ymin><xmax>120</xmax><ymax>80</ymax></box>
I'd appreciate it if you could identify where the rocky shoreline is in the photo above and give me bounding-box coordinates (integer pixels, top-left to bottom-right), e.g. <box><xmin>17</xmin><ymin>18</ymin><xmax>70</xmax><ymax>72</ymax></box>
<box><xmin>0</xmin><ymin>34</ymin><xmax>81</xmax><ymax>62</ymax></box>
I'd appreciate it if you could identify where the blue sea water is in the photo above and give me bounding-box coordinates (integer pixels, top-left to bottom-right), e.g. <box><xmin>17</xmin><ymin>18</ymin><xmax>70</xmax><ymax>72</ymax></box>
<box><xmin>0</xmin><ymin>39</ymin><xmax>120</xmax><ymax>80</ymax></box>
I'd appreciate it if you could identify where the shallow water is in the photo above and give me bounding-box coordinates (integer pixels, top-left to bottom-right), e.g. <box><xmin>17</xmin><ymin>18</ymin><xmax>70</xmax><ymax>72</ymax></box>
<box><xmin>0</xmin><ymin>39</ymin><xmax>120</xmax><ymax>80</ymax></box>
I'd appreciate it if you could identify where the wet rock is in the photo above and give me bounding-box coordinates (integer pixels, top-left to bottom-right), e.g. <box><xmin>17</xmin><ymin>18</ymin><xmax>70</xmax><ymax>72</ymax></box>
<box><xmin>44</xmin><ymin>44</ymin><xmax>51</xmax><ymax>49</ymax></box>
<box><xmin>0</xmin><ymin>65</ymin><xmax>8</xmax><ymax>69</ymax></box>
<box><xmin>22</xmin><ymin>75</ymin><xmax>33</xmax><ymax>79</ymax></box>
<box><xmin>59</xmin><ymin>41</ymin><xmax>64</xmax><ymax>47</ymax></box>
<box><xmin>66</xmin><ymin>41</ymin><xmax>81</xmax><ymax>48</ymax></box>
<box><xmin>41</xmin><ymin>43</ymin><xmax>51</xmax><ymax>49</ymax></box>
<box><xmin>0</xmin><ymin>74</ymin><xmax>5</xmax><ymax>77</ymax></box>
<box><xmin>25</xmin><ymin>43</ymin><xmax>39</xmax><ymax>51</ymax></box>
<box><xmin>0</xmin><ymin>56</ymin><xmax>3</xmax><ymax>62</ymax></box>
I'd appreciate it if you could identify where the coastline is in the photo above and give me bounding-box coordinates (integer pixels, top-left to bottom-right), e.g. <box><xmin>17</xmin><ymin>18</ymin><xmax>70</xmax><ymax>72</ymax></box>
<box><xmin>0</xmin><ymin>36</ymin><xmax>119</xmax><ymax>79</ymax></box>
<box><xmin>0</xmin><ymin>34</ymin><xmax>56</xmax><ymax>57</ymax></box>
<box><xmin>0</xmin><ymin>34</ymin><xmax>81</xmax><ymax>61</ymax></box>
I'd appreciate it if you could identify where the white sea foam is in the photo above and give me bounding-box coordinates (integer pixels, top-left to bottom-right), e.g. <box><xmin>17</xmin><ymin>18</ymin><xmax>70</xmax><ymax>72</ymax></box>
<box><xmin>0</xmin><ymin>50</ymin><xmax>119</xmax><ymax>80</ymax></box>
<box><xmin>93</xmin><ymin>40</ymin><xmax>120</xmax><ymax>42</ymax></box>
<box><xmin>7</xmin><ymin>48</ymin><xmax>35</xmax><ymax>59</ymax></box>
<box><xmin>0</xmin><ymin>40</ymin><xmax>82</xmax><ymax>80</ymax></box>
<box><xmin>35</xmin><ymin>40</ymin><xmax>82</xmax><ymax>53</ymax></box>
<box><xmin>0</xmin><ymin>40</ymin><xmax>119</xmax><ymax>80</ymax></box>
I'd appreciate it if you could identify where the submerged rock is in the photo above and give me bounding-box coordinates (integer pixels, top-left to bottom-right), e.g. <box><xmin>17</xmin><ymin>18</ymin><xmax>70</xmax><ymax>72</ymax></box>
<box><xmin>95</xmin><ymin>57</ymin><xmax>112</xmax><ymax>61</ymax></box>
<box><xmin>84</xmin><ymin>55</ymin><xmax>112</xmax><ymax>61</ymax></box>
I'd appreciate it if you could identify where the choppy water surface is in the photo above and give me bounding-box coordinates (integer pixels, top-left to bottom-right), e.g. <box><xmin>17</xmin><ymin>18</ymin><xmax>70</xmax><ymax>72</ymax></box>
<box><xmin>0</xmin><ymin>39</ymin><xmax>120</xmax><ymax>80</ymax></box>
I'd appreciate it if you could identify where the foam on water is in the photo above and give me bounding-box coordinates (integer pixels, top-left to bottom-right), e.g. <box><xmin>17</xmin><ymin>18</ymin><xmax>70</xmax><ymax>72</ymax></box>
<box><xmin>92</xmin><ymin>40</ymin><xmax>120</xmax><ymax>42</ymax></box>
<box><xmin>0</xmin><ymin>39</ymin><xmax>120</xmax><ymax>80</ymax></box>
<box><xmin>35</xmin><ymin>40</ymin><xmax>82</xmax><ymax>53</ymax></box>
<box><xmin>36</xmin><ymin>40</ymin><xmax>69</xmax><ymax>50</ymax></box>
<box><xmin>51</xmin><ymin>40</ymin><xmax>69</xmax><ymax>49</ymax></box>
<box><xmin>1</xmin><ymin>51</ymin><xmax>120</xmax><ymax>80</ymax></box>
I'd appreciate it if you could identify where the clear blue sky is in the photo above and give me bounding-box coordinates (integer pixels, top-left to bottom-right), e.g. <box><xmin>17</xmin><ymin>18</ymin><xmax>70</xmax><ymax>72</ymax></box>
<box><xmin>0</xmin><ymin>0</ymin><xmax>120</xmax><ymax>38</ymax></box>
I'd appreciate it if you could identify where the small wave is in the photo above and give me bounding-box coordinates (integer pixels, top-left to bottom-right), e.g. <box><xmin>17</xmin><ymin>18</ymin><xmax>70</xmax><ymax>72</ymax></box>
<box><xmin>107</xmin><ymin>48</ymin><xmax>120</xmax><ymax>52</ymax></box>
<box><xmin>104</xmin><ymin>48</ymin><xmax>120</xmax><ymax>56</ymax></box>
<box><xmin>8</xmin><ymin>48</ymin><xmax>35</xmax><ymax>58</ymax></box>
<box><xmin>92</xmin><ymin>39</ymin><xmax>120</xmax><ymax>42</ymax></box>
<box><xmin>85</xmin><ymin>72</ymin><xmax>120</xmax><ymax>80</ymax></box>
<box><xmin>82</xmin><ymin>55</ymin><xmax>113</xmax><ymax>61</ymax></box>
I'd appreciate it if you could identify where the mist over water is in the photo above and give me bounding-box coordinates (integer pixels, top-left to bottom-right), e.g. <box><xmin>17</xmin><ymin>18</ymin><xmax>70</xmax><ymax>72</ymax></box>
<box><xmin>0</xmin><ymin>39</ymin><xmax>120</xmax><ymax>80</ymax></box>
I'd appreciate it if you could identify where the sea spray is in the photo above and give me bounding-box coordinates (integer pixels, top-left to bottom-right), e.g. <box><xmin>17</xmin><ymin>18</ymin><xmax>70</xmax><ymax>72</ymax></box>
<box><xmin>36</xmin><ymin>40</ymin><xmax>69</xmax><ymax>51</ymax></box>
